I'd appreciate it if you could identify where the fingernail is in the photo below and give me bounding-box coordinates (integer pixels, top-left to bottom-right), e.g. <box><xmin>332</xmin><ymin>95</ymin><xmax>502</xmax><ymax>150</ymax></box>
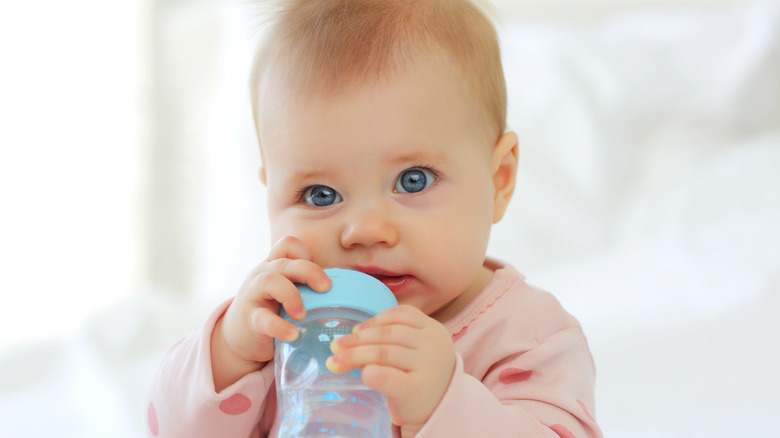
<box><xmin>286</xmin><ymin>327</ymin><xmax>299</xmax><ymax>342</ymax></box>
<box><xmin>326</xmin><ymin>356</ymin><xmax>341</xmax><ymax>373</ymax></box>
<box><xmin>352</xmin><ymin>324</ymin><xmax>362</xmax><ymax>334</ymax></box>
<box><xmin>291</xmin><ymin>307</ymin><xmax>306</xmax><ymax>320</ymax></box>
<box><xmin>330</xmin><ymin>338</ymin><xmax>342</xmax><ymax>355</ymax></box>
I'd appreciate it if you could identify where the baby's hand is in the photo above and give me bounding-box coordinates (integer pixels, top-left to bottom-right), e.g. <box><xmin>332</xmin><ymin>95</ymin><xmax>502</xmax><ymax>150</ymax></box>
<box><xmin>326</xmin><ymin>305</ymin><xmax>456</xmax><ymax>434</ymax></box>
<box><xmin>211</xmin><ymin>236</ymin><xmax>331</xmax><ymax>392</ymax></box>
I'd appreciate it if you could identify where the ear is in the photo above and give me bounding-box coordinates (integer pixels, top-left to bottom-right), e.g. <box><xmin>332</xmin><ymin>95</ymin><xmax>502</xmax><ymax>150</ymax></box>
<box><xmin>258</xmin><ymin>166</ymin><xmax>267</xmax><ymax>186</ymax></box>
<box><xmin>491</xmin><ymin>132</ymin><xmax>519</xmax><ymax>223</ymax></box>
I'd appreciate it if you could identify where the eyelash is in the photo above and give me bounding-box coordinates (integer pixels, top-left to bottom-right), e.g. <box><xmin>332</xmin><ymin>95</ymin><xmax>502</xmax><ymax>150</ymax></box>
<box><xmin>294</xmin><ymin>185</ymin><xmax>319</xmax><ymax>204</ymax></box>
<box><xmin>411</xmin><ymin>165</ymin><xmax>440</xmax><ymax>180</ymax></box>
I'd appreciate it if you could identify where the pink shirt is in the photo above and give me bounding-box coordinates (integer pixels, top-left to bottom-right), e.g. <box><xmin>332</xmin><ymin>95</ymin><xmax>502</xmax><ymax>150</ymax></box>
<box><xmin>146</xmin><ymin>261</ymin><xmax>601</xmax><ymax>437</ymax></box>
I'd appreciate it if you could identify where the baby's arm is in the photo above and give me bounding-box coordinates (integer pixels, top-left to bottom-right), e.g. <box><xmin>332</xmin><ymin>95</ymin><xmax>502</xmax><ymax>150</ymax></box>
<box><xmin>146</xmin><ymin>236</ymin><xmax>332</xmax><ymax>437</ymax></box>
<box><xmin>417</xmin><ymin>326</ymin><xmax>601</xmax><ymax>437</ymax></box>
<box><xmin>146</xmin><ymin>300</ymin><xmax>275</xmax><ymax>438</ymax></box>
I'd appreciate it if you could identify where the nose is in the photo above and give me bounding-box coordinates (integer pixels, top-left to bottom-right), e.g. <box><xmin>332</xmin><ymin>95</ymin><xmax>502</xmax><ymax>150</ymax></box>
<box><xmin>339</xmin><ymin>205</ymin><xmax>399</xmax><ymax>249</ymax></box>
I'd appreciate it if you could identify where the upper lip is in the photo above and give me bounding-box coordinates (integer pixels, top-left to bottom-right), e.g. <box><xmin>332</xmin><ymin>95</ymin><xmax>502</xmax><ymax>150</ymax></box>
<box><xmin>352</xmin><ymin>265</ymin><xmax>405</xmax><ymax>278</ymax></box>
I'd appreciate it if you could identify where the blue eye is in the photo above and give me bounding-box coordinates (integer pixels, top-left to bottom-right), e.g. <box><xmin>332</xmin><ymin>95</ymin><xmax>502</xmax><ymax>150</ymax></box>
<box><xmin>394</xmin><ymin>168</ymin><xmax>436</xmax><ymax>194</ymax></box>
<box><xmin>303</xmin><ymin>185</ymin><xmax>342</xmax><ymax>207</ymax></box>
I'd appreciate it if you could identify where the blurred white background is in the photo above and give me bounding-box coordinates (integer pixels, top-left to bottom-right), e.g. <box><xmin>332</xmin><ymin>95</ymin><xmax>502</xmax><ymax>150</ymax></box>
<box><xmin>1</xmin><ymin>0</ymin><xmax>778</xmax><ymax>436</ymax></box>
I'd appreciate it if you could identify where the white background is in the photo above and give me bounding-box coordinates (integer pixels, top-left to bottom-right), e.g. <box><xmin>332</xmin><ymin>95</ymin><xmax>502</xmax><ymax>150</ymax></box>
<box><xmin>1</xmin><ymin>0</ymin><xmax>778</xmax><ymax>436</ymax></box>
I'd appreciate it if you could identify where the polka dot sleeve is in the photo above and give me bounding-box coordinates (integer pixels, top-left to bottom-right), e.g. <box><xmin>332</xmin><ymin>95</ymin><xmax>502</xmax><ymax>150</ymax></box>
<box><xmin>417</xmin><ymin>345</ymin><xmax>600</xmax><ymax>437</ymax></box>
<box><xmin>422</xmin><ymin>263</ymin><xmax>602</xmax><ymax>437</ymax></box>
<box><xmin>145</xmin><ymin>299</ymin><xmax>276</xmax><ymax>438</ymax></box>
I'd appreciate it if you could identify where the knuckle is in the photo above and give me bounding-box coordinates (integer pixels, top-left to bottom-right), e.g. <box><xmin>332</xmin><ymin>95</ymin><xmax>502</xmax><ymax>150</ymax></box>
<box><xmin>307</xmin><ymin>261</ymin><xmax>326</xmax><ymax>276</ymax></box>
<box><xmin>262</xmin><ymin>314</ymin><xmax>286</xmax><ymax>338</ymax></box>
<box><xmin>295</xmin><ymin>259</ymin><xmax>319</xmax><ymax>277</ymax></box>
<box><xmin>270</xmin><ymin>257</ymin><xmax>291</xmax><ymax>272</ymax></box>
<box><xmin>275</xmin><ymin>235</ymin><xmax>299</xmax><ymax>247</ymax></box>
<box><xmin>380</xmin><ymin>324</ymin><xmax>394</xmax><ymax>341</ymax></box>
<box><xmin>377</xmin><ymin>345</ymin><xmax>391</xmax><ymax>364</ymax></box>
<box><xmin>351</xmin><ymin>329</ymin><xmax>364</xmax><ymax>345</ymax></box>
<box><xmin>249</xmin><ymin>308</ymin><xmax>269</xmax><ymax>336</ymax></box>
<box><xmin>253</xmin><ymin>271</ymin><xmax>277</xmax><ymax>290</ymax></box>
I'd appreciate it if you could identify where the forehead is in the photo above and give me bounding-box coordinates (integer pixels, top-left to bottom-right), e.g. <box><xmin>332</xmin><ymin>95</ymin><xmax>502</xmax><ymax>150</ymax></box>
<box><xmin>258</xmin><ymin>55</ymin><xmax>493</xmax><ymax>171</ymax></box>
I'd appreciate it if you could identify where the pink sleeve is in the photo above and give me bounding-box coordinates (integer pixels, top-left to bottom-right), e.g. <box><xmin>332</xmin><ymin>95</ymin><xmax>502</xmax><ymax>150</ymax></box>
<box><xmin>418</xmin><ymin>327</ymin><xmax>601</xmax><ymax>438</ymax></box>
<box><xmin>145</xmin><ymin>300</ymin><xmax>277</xmax><ymax>438</ymax></box>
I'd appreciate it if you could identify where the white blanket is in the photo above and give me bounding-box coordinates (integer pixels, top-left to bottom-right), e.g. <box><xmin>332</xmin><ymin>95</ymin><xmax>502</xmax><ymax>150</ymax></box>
<box><xmin>493</xmin><ymin>2</ymin><xmax>780</xmax><ymax>435</ymax></box>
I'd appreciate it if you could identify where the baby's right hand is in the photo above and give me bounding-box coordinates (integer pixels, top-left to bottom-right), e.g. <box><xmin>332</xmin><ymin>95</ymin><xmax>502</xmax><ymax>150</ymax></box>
<box><xmin>211</xmin><ymin>236</ymin><xmax>331</xmax><ymax>391</ymax></box>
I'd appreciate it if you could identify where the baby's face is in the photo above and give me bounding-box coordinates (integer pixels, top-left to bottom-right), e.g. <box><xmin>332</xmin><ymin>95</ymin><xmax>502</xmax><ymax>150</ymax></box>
<box><xmin>260</xmin><ymin>58</ymin><xmax>502</xmax><ymax>321</ymax></box>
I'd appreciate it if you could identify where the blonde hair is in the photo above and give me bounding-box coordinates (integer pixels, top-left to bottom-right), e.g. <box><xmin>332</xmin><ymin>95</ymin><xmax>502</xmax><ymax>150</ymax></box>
<box><xmin>250</xmin><ymin>0</ymin><xmax>506</xmax><ymax>146</ymax></box>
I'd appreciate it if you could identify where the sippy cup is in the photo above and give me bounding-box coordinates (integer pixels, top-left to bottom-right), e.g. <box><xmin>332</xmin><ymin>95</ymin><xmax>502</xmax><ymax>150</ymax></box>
<box><xmin>273</xmin><ymin>268</ymin><xmax>398</xmax><ymax>438</ymax></box>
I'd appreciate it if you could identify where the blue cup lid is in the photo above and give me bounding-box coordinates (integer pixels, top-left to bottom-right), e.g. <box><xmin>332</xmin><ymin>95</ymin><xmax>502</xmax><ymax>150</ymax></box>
<box><xmin>283</xmin><ymin>268</ymin><xmax>398</xmax><ymax>319</ymax></box>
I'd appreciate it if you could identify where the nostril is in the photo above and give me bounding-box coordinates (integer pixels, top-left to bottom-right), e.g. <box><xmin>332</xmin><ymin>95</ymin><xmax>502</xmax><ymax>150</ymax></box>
<box><xmin>339</xmin><ymin>215</ymin><xmax>398</xmax><ymax>248</ymax></box>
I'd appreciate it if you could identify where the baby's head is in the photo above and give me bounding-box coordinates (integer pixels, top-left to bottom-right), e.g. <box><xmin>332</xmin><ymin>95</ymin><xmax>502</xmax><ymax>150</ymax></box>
<box><xmin>250</xmin><ymin>0</ymin><xmax>507</xmax><ymax>152</ymax></box>
<box><xmin>250</xmin><ymin>0</ymin><xmax>518</xmax><ymax>320</ymax></box>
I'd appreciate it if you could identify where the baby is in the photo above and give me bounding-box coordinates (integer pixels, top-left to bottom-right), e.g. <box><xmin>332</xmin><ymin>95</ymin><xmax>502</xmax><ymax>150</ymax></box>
<box><xmin>147</xmin><ymin>0</ymin><xmax>601</xmax><ymax>437</ymax></box>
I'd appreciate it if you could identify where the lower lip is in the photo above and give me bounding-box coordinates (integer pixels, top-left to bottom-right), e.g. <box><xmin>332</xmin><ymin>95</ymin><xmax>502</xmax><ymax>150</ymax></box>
<box><xmin>376</xmin><ymin>275</ymin><xmax>413</xmax><ymax>295</ymax></box>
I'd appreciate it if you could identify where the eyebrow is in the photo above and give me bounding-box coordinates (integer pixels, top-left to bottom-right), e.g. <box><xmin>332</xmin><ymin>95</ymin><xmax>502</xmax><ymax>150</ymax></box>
<box><xmin>287</xmin><ymin>146</ymin><xmax>447</xmax><ymax>182</ymax></box>
<box><xmin>386</xmin><ymin>148</ymin><xmax>447</xmax><ymax>165</ymax></box>
<box><xmin>290</xmin><ymin>169</ymin><xmax>334</xmax><ymax>182</ymax></box>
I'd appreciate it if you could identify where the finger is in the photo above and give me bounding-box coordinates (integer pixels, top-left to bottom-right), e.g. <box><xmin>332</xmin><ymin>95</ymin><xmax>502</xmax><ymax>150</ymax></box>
<box><xmin>242</xmin><ymin>257</ymin><xmax>330</xmax><ymax>318</ymax></box>
<box><xmin>330</xmin><ymin>324</ymin><xmax>421</xmax><ymax>355</ymax></box>
<box><xmin>244</xmin><ymin>271</ymin><xmax>309</xmax><ymax>320</ymax></box>
<box><xmin>266</xmin><ymin>235</ymin><xmax>314</xmax><ymax>262</ymax></box>
<box><xmin>258</xmin><ymin>237</ymin><xmax>331</xmax><ymax>288</ymax></box>
<box><xmin>361</xmin><ymin>364</ymin><xmax>428</xmax><ymax>428</ymax></box>
<box><xmin>263</xmin><ymin>257</ymin><xmax>331</xmax><ymax>292</ymax></box>
<box><xmin>244</xmin><ymin>236</ymin><xmax>311</xmax><ymax>280</ymax></box>
<box><xmin>251</xmin><ymin>306</ymin><xmax>300</xmax><ymax>343</ymax></box>
<box><xmin>360</xmin><ymin>364</ymin><xmax>410</xmax><ymax>400</ymax></box>
<box><xmin>326</xmin><ymin>344</ymin><xmax>417</xmax><ymax>374</ymax></box>
<box><xmin>353</xmin><ymin>305</ymin><xmax>427</xmax><ymax>332</ymax></box>
<box><xmin>248</xmin><ymin>236</ymin><xmax>331</xmax><ymax>292</ymax></box>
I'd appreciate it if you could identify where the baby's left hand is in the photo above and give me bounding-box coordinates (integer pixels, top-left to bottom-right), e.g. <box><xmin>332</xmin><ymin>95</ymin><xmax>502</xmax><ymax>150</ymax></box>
<box><xmin>327</xmin><ymin>304</ymin><xmax>455</xmax><ymax>434</ymax></box>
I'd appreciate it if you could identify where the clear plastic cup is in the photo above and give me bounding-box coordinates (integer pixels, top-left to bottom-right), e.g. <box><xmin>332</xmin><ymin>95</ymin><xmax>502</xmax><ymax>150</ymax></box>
<box><xmin>273</xmin><ymin>268</ymin><xmax>398</xmax><ymax>437</ymax></box>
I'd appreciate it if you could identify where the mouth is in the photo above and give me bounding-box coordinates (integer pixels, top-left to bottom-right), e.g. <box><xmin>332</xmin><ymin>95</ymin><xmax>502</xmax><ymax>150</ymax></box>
<box><xmin>353</xmin><ymin>266</ymin><xmax>413</xmax><ymax>294</ymax></box>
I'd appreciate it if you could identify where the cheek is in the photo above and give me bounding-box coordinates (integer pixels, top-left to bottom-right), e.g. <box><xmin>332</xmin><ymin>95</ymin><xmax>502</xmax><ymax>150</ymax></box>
<box><xmin>266</xmin><ymin>207</ymin><xmax>291</xmax><ymax>243</ymax></box>
<box><xmin>267</xmin><ymin>222</ymin><xmax>290</xmax><ymax>245</ymax></box>
<box><xmin>267</xmin><ymin>208</ymin><xmax>308</xmax><ymax>244</ymax></box>
<box><xmin>268</xmin><ymin>213</ymin><xmax>337</xmax><ymax>260</ymax></box>
<box><xmin>450</xmin><ymin>176</ymin><xmax>495</xmax><ymax>230</ymax></box>
<box><xmin>453</xmin><ymin>181</ymin><xmax>495</xmax><ymax>260</ymax></box>
<box><xmin>419</xmin><ymin>182</ymin><xmax>493</xmax><ymax>255</ymax></box>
